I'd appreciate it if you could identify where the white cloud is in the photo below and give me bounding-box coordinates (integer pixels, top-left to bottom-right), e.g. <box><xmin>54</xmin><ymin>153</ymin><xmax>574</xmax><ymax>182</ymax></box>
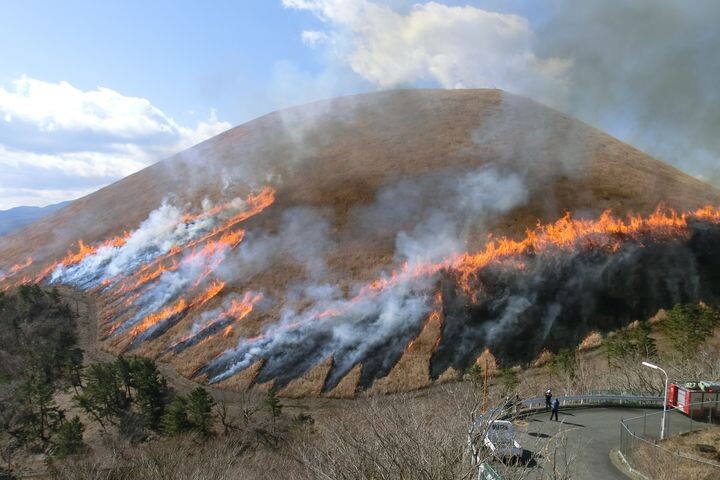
<box><xmin>283</xmin><ymin>0</ymin><xmax>570</xmax><ymax>101</ymax></box>
<box><xmin>0</xmin><ymin>76</ymin><xmax>176</xmax><ymax>138</ymax></box>
<box><xmin>0</xmin><ymin>187</ymin><xmax>96</xmax><ymax>209</ymax></box>
<box><xmin>301</xmin><ymin>30</ymin><xmax>329</xmax><ymax>47</ymax></box>
<box><xmin>0</xmin><ymin>76</ymin><xmax>231</xmax><ymax>209</ymax></box>
<box><xmin>284</xmin><ymin>0</ymin><xmax>720</xmax><ymax>185</ymax></box>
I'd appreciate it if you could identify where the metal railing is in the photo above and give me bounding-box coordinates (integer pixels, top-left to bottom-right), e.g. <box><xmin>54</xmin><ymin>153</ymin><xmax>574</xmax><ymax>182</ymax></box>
<box><xmin>619</xmin><ymin>400</ymin><xmax>720</xmax><ymax>479</ymax></box>
<box><xmin>469</xmin><ymin>393</ymin><xmax>663</xmax><ymax>479</ymax></box>
<box><xmin>516</xmin><ymin>393</ymin><xmax>663</xmax><ymax>413</ymax></box>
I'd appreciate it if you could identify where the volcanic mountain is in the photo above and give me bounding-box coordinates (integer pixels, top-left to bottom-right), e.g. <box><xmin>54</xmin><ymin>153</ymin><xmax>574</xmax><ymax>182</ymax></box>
<box><xmin>2</xmin><ymin>89</ymin><xmax>720</xmax><ymax>397</ymax></box>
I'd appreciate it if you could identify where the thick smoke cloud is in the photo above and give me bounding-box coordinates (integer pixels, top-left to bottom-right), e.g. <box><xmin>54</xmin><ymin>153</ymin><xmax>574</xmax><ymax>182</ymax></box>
<box><xmin>42</xmin><ymin>193</ymin><xmax>261</xmax><ymax>347</ymax></box>
<box><xmin>218</xmin><ymin>206</ymin><xmax>336</xmax><ymax>283</ymax></box>
<box><xmin>431</xmin><ymin>223</ymin><xmax>720</xmax><ymax>376</ymax></box>
<box><xmin>202</xmin><ymin>166</ymin><xmax>529</xmax><ymax>389</ymax></box>
<box><xmin>537</xmin><ymin>0</ymin><xmax>720</xmax><ymax>184</ymax></box>
<box><xmin>201</xmin><ymin>269</ymin><xmax>436</xmax><ymax>389</ymax></box>
<box><xmin>50</xmin><ymin>197</ymin><xmax>245</xmax><ymax>289</ymax></box>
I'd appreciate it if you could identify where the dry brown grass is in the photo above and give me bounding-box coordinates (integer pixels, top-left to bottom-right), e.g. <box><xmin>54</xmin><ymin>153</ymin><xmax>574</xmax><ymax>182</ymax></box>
<box><xmin>280</xmin><ymin>357</ymin><xmax>333</xmax><ymax>398</ymax></box>
<box><xmin>474</xmin><ymin>348</ymin><xmax>500</xmax><ymax>376</ymax></box>
<box><xmin>436</xmin><ymin>367</ymin><xmax>461</xmax><ymax>384</ymax></box>
<box><xmin>630</xmin><ymin>437</ymin><xmax>720</xmax><ymax>480</ymax></box>
<box><xmin>577</xmin><ymin>331</ymin><xmax>603</xmax><ymax>351</ymax></box>
<box><xmin>663</xmin><ymin>426</ymin><xmax>720</xmax><ymax>463</ymax></box>
<box><xmin>4</xmin><ymin>89</ymin><xmax>720</xmax><ymax>394</ymax></box>
<box><xmin>45</xmin><ymin>385</ymin><xmax>486</xmax><ymax>480</ymax></box>
<box><xmin>532</xmin><ymin>349</ymin><xmax>554</xmax><ymax>368</ymax></box>
<box><xmin>325</xmin><ymin>363</ymin><xmax>361</xmax><ymax>398</ymax></box>
<box><xmin>367</xmin><ymin>312</ymin><xmax>443</xmax><ymax>394</ymax></box>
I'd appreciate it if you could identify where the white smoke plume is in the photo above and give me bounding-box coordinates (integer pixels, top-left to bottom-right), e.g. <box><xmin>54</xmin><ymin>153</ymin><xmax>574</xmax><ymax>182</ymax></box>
<box><xmin>202</xmin><ymin>166</ymin><xmax>529</xmax><ymax>388</ymax></box>
<box><xmin>49</xmin><ymin>196</ymin><xmax>247</xmax><ymax>289</ymax></box>
<box><xmin>218</xmin><ymin>206</ymin><xmax>336</xmax><ymax>283</ymax></box>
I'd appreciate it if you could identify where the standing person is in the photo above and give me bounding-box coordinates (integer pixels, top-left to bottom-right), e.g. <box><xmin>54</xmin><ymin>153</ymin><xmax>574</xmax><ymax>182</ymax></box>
<box><xmin>550</xmin><ymin>398</ymin><xmax>560</xmax><ymax>421</ymax></box>
<box><xmin>545</xmin><ymin>389</ymin><xmax>552</xmax><ymax>410</ymax></box>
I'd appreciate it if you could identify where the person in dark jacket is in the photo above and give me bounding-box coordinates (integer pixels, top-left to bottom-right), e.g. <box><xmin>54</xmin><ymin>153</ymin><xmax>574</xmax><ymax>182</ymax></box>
<box><xmin>550</xmin><ymin>398</ymin><xmax>560</xmax><ymax>421</ymax></box>
<box><xmin>545</xmin><ymin>389</ymin><xmax>552</xmax><ymax>410</ymax></box>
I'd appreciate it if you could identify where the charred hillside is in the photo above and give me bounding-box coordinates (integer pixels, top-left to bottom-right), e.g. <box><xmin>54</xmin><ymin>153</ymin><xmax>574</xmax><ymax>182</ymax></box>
<box><xmin>1</xmin><ymin>89</ymin><xmax>720</xmax><ymax>396</ymax></box>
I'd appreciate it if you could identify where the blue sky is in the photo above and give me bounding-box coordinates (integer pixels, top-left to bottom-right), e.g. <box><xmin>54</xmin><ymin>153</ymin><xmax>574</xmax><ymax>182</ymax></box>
<box><xmin>0</xmin><ymin>0</ymin><xmax>545</xmax><ymax>126</ymax></box>
<box><xmin>1</xmin><ymin>0</ymin><xmax>718</xmax><ymax>208</ymax></box>
<box><xmin>0</xmin><ymin>1</ymin><xmax>320</xmax><ymax>127</ymax></box>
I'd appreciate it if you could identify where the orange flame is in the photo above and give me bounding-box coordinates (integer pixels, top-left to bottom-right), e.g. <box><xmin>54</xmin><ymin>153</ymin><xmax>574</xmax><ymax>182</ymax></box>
<box><xmin>9</xmin><ymin>257</ymin><xmax>33</xmax><ymax>275</ymax></box>
<box><xmin>451</xmin><ymin>205</ymin><xmax>716</xmax><ymax>291</ymax></box>
<box><xmin>309</xmin><ymin>205</ymin><xmax>720</xmax><ymax>326</ymax></box>
<box><xmin>114</xmin><ymin>259</ymin><xmax>180</xmax><ymax>297</ymax></box>
<box><xmin>129</xmin><ymin>298</ymin><xmax>188</xmax><ymax>339</ymax></box>
<box><xmin>32</xmin><ymin>231</ymin><xmax>131</xmax><ymax>283</ymax></box>
<box><xmin>223</xmin><ymin>292</ymin><xmax>263</xmax><ymax>320</ymax></box>
<box><xmin>0</xmin><ymin>257</ymin><xmax>33</xmax><ymax>283</ymax></box>
<box><xmin>222</xmin><ymin>325</ymin><xmax>234</xmax><ymax>338</ymax></box>
<box><xmin>189</xmin><ymin>280</ymin><xmax>226</xmax><ymax>309</ymax></box>
<box><xmin>129</xmin><ymin>281</ymin><xmax>225</xmax><ymax>340</ymax></box>
<box><xmin>107</xmin><ymin>187</ymin><xmax>272</xmax><ymax>293</ymax></box>
<box><xmin>26</xmin><ymin>187</ymin><xmax>273</xmax><ymax>288</ymax></box>
<box><xmin>168</xmin><ymin>291</ymin><xmax>262</xmax><ymax>348</ymax></box>
<box><xmin>186</xmin><ymin>230</ymin><xmax>245</xmax><ymax>286</ymax></box>
<box><xmin>405</xmin><ymin>292</ymin><xmax>443</xmax><ymax>353</ymax></box>
<box><xmin>63</xmin><ymin>240</ymin><xmax>96</xmax><ymax>266</ymax></box>
<box><xmin>176</xmin><ymin>186</ymin><xmax>274</xmax><ymax>254</ymax></box>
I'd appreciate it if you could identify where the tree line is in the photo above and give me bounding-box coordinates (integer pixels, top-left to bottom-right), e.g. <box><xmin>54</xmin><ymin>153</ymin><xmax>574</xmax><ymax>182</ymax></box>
<box><xmin>1</xmin><ymin>285</ymin><xmax>291</xmax><ymax>478</ymax></box>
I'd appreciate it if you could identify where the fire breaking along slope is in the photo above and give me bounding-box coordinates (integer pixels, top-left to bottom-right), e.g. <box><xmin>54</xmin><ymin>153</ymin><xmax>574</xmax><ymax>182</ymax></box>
<box><xmin>2</xmin><ymin>89</ymin><xmax>720</xmax><ymax>397</ymax></box>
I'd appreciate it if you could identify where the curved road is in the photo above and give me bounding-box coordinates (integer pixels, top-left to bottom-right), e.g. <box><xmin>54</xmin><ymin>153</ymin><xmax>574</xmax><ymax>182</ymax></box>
<box><xmin>498</xmin><ymin>407</ymin><xmax>658</xmax><ymax>480</ymax></box>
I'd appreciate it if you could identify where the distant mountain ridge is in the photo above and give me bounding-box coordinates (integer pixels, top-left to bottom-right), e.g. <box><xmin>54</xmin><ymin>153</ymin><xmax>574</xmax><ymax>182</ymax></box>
<box><xmin>0</xmin><ymin>201</ymin><xmax>72</xmax><ymax>236</ymax></box>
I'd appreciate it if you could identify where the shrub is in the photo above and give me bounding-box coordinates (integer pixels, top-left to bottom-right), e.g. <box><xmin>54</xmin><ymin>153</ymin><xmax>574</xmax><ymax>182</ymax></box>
<box><xmin>74</xmin><ymin>362</ymin><xmax>127</xmax><ymax>428</ymax></box>
<box><xmin>500</xmin><ymin>368</ymin><xmax>519</xmax><ymax>394</ymax></box>
<box><xmin>659</xmin><ymin>304</ymin><xmax>720</xmax><ymax>357</ymax></box>
<box><xmin>463</xmin><ymin>364</ymin><xmax>484</xmax><ymax>386</ymax></box>
<box><xmin>547</xmin><ymin>348</ymin><xmax>577</xmax><ymax>380</ymax></box>
<box><xmin>118</xmin><ymin>411</ymin><xmax>148</xmax><ymax>445</ymax></box>
<box><xmin>292</xmin><ymin>413</ymin><xmax>314</xmax><ymax>427</ymax></box>
<box><xmin>605</xmin><ymin>320</ymin><xmax>657</xmax><ymax>366</ymax></box>
<box><xmin>264</xmin><ymin>387</ymin><xmax>282</xmax><ymax>420</ymax></box>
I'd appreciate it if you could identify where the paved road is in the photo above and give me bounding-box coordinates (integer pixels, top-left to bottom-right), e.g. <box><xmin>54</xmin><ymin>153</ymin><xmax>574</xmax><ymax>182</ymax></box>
<box><xmin>493</xmin><ymin>407</ymin><xmax>658</xmax><ymax>480</ymax></box>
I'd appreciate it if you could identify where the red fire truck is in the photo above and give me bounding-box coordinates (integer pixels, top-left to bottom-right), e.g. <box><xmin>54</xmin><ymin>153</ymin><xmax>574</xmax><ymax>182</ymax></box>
<box><xmin>667</xmin><ymin>381</ymin><xmax>720</xmax><ymax>416</ymax></box>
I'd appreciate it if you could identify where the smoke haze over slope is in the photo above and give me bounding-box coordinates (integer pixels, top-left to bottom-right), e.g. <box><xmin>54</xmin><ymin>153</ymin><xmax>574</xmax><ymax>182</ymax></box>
<box><xmin>284</xmin><ymin>0</ymin><xmax>720</xmax><ymax>185</ymax></box>
<box><xmin>1</xmin><ymin>89</ymin><xmax>719</xmax><ymax>395</ymax></box>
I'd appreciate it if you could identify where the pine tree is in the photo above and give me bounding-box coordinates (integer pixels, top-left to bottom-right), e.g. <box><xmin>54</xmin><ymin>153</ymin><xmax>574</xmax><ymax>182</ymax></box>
<box><xmin>74</xmin><ymin>362</ymin><xmax>126</xmax><ymax>428</ymax></box>
<box><xmin>187</xmin><ymin>387</ymin><xmax>216</xmax><ymax>437</ymax></box>
<box><xmin>161</xmin><ymin>397</ymin><xmax>191</xmax><ymax>435</ymax></box>
<box><xmin>18</xmin><ymin>378</ymin><xmax>63</xmax><ymax>443</ymax></box>
<box><xmin>264</xmin><ymin>386</ymin><xmax>282</xmax><ymax>421</ymax></box>
<box><xmin>53</xmin><ymin>417</ymin><xmax>85</xmax><ymax>457</ymax></box>
<box><xmin>114</xmin><ymin>356</ymin><xmax>134</xmax><ymax>402</ymax></box>
<box><xmin>129</xmin><ymin>358</ymin><xmax>167</xmax><ymax>430</ymax></box>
